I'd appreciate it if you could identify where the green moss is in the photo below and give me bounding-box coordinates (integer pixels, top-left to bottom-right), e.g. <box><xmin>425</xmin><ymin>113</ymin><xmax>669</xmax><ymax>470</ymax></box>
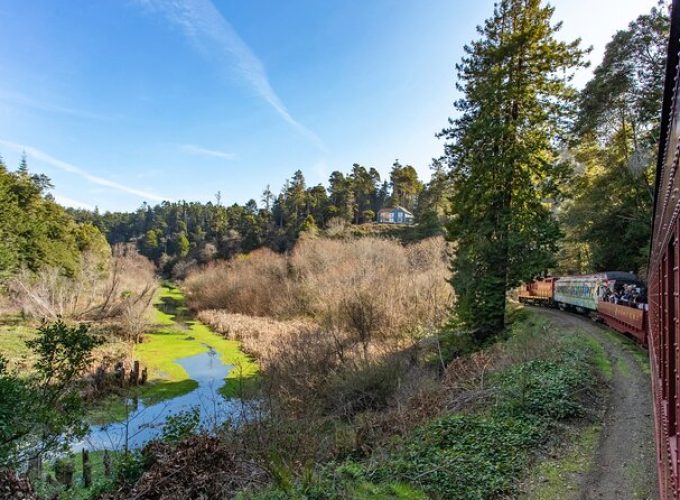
<box><xmin>87</xmin><ymin>285</ymin><xmax>258</xmax><ymax>426</ymax></box>
<box><xmin>139</xmin><ymin>379</ymin><xmax>200</xmax><ymax>405</ymax></box>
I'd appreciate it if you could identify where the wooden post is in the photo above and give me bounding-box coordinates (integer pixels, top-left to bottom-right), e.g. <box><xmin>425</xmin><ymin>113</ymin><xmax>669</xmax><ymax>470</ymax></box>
<box><xmin>27</xmin><ymin>454</ymin><xmax>42</xmax><ymax>482</ymax></box>
<box><xmin>103</xmin><ymin>450</ymin><xmax>112</xmax><ymax>479</ymax></box>
<box><xmin>140</xmin><ymin>367</ymin><xmax>148</xmax><ymax>385</ymax></box>
<box><xmin>131</xmin><ymin>360</ymin><xmax>140</xmax><ymax>386</ymax></box>
<box><xmin>82</xmin><ymin>449</ymin><xmax>92</xmax><ymax>488</ymax></box>
<box><xmin>115</xmin><ymin>361</ymin><xmax>125</xmax><ymax>388</ymax></box>
<box><xmin>95</xmin><ymin>366</ymin><xmax>105</xmax><ymax>391</ymax></box>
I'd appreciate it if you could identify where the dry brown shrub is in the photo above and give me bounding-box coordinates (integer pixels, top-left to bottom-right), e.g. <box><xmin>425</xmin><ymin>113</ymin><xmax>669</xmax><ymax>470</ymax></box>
<box><xmin>187</xmin><ymin>236</ymin><xmax>452</xmax><ymax>422</ymax></box>
<box><xmin>108</xmin><ymin>435</ymin><xmax>268</xmax><ymax>499</ymax></box>
<box><xmin>197</xmin><ymin>310</ymin><xmax>315</xmax><ymax>367</ymax></box>
<box><xmin>184</xmin><ymin>248</ymin><xmax>290</xmax><ymax>316</ymax></box>
<box><xmin>0</xmin><ymin>469</ymin><xmax>35</xmax><ymax>499</ymax></box>
<box><xmin>9</xmin><ymin>244</ymin><xmax>158</xmax><ymax>341</ymax></box>
<box><xmin>186</xmin><ymin>236</ymin><xmax>452</xmax><ymax>349</ymax></box>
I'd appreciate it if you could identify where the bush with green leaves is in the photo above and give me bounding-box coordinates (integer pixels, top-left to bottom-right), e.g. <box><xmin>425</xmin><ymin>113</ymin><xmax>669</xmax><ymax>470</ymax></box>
<box><xmin>161</xmin><ymin>406</ymin><xmax>201</xmax><ymax>443</ymax></box>
<box><xmin>370</xmin><ymin>415</ymin><xmax>546</xmax><ymax>498</ymax></box>
<box><xmin>0</xmin><ymin>320</ymin><xmax>100</xmax><ymax>467</ymax></box>
<box><xmin>259</xmin><ymin>325</ymin><xmax>599</xmax><ymax>499</ymax></box>
<box><xmin>362</xmin><ymin>338</ymin><xmax>596</xmax><ymax>498</ymax></box>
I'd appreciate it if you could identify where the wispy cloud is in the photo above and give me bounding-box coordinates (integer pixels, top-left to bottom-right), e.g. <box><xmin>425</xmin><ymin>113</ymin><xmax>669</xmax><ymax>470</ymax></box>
<box><xmin>52</xmin><ymin>194</ymin><xmax>95</xmax><ymax>210</ymax></box>
<box><xmin>0</xmin><ymin>89</ymin><xmax>113</xmax><ymax>121</ymax></box>
<box><xmin>138</xmin><ymin>0</ymin><xmax>324</xmax><ymax>149</ymax></box>
<box><xmin>0</xmin><ymin>139</ymin><xmax>169</xmax><ymax>202</ymax></box>
<box><xmin>181</xmin><ymin>143</ymin><xmax>236</xmax><ymax>161</ymax></box>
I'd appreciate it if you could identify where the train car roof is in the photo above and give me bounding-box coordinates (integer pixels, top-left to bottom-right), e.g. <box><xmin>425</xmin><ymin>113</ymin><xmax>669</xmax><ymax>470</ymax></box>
<box><xmin>556</xmin><ymin>271</ymin><xmax>641</xmax><ymax>281</ymax></box>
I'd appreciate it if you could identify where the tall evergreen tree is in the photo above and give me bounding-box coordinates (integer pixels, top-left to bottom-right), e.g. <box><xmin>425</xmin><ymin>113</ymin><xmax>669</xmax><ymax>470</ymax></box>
<box><xmin>327</xmin><ymin>171</ymin><xmax>354</xmax><ymax>222</ymax></box>
<box><xmin>350</xmin><ymin>164</ymin><xmax>378</xmax><ymax>223</ymax></box>
<box><xmin>559</xmin><ymin>4</ymin><xmax>668</xmax><ymax>275</ymax></box>
<box><xmin>441</xmin><ymin>0</ymin><xmax>586</xmax><ymax>340</ymax></box>
<box><xmin>389</xmin><ymin>160</ymin><xmax>423</xmax><ymax>212</ymax></box>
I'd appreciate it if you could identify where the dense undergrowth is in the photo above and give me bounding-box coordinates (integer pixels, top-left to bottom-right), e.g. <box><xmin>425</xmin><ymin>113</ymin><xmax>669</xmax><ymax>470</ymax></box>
<box><xmin>4</xmin><ymin>236</ymin><xmax>605</xmax><ymax>499</ymax></box>
<box><xmin>103</xmin><ymin>311</ymin><xmax>604</xmax><ymax>499</ymax></box>
<box><xmin>244</xmin><ymin>316</ymin><xmax>602</xmax><ymax>499</ymax></box>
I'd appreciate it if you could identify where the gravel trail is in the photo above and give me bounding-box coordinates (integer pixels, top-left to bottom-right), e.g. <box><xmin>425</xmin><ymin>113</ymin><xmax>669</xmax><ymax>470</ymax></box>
<box><xmin>533</xmin><ymin>308</ymin><xmax>657</xmax><ymax>500</ymax></box>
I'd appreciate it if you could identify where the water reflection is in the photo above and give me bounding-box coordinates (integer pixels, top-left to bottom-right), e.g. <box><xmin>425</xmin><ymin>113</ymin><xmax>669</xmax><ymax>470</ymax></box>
<box><xmin>74</xmin><ymin>348</ymin><xmax>244</xmax><ymax>451</ymax></box>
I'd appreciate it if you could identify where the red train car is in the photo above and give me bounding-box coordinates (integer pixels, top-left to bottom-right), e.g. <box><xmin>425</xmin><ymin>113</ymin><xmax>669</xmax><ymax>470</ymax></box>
<box><xmin>598</xmin><ymin>301</ymin><xmax>648</xmax><ymax>346</ymax></box>
<box><xmin>648</xmin><ymin>1</ymin><xmax>680</xmax><ymax>497</ymax></box>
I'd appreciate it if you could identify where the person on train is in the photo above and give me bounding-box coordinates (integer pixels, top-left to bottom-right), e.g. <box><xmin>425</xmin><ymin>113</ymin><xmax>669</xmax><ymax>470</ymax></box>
<box><xmin>598</xmin><ymin>284</ymin><xmax>611</xmax><ymax>302</ymax></box>
<box><xmin>622</xmin><ymin>284</ymin><xmax>638</xmax><ymax>306</ymax></box>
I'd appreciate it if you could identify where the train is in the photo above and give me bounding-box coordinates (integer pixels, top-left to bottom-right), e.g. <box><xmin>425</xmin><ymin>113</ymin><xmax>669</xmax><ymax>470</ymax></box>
<box><xmin>650</xmin><ymin>0</ymin><xmax>680</xmax><ymax>497</ymax></box>
<box><xmin>518</xmin><ymin>0</ymin><xmax>680</xmax><ymax>496</ymax></box>
<box><xmin>518</xmin><ymin>271</ymin><xmax>648</xmax><ymax>346</ymax></box>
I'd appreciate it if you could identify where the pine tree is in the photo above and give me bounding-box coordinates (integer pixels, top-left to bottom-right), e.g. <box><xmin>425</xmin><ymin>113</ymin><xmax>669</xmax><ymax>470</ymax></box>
<box><xmin>389</xmin><ymin>160</ymin><xmax>423</xmax><ymax>212</ymax></box>
<box><xmin>441</xmin><ymin>0</ymin><xmax>586</xmax><ymax>341</ymax></box>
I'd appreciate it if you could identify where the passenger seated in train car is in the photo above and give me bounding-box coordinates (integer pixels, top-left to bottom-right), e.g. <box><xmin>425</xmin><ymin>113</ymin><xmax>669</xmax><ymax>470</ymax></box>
<box><xmin>621</xmin><ymin>285</ymin><xmax>634</xmax><ymax>306</ymax></box>
<box><xmin>598</xmin><ymin>284</ymin><xmax>612</xmax><ymax>303</ymax></box>
<box><xmin>610</xmin><ymin>287</ymin><xmax>624</xmax><ymax>304</ymax></box>
<box><xmin>633</xmin><ymin>291</ymin><xmax>643</xmax><ymax>309</ymax></box>
<box><xmin>633</xmin><ymin>287</ymin><xmax>648</xmax><ymax>310</ymax></box>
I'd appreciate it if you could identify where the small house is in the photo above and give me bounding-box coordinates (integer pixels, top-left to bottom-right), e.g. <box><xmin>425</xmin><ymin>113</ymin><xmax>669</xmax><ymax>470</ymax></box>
<box><xmin>377</xmin><ymin>206</ymin><xmax>414</xmax><ymax>224</ymax></box>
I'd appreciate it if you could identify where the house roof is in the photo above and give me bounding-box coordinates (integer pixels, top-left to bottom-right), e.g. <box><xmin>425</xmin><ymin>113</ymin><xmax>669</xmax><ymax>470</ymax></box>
<box><xmin>377</xmin><ymin>205</ymin><xmax>414</xmax><ymax>216</ymax></box>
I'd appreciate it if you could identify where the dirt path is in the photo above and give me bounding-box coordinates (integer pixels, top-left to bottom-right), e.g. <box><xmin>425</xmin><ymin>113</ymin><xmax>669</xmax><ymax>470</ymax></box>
<box><xmin>533</xmin><ymin>308</ymin><xmax>658</xmax><ymax>500</ymax></box>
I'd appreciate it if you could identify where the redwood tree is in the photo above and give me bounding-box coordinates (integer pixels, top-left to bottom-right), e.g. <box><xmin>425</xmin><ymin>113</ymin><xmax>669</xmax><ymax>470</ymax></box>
<box><xmin>441</xmin><ymin>0</ymin><xmax>586</xmax><ymax>341</ymax></box>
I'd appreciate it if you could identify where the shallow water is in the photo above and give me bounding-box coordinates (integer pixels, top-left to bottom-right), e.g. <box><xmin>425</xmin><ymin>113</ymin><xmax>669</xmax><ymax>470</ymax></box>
<box><xmin>74</xmin><ymin>348</ymin><xmax>245</xmax><ymax>451</ymax></box>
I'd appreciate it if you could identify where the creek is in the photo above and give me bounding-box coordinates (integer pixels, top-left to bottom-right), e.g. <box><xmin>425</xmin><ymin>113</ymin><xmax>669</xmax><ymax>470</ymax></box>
<box><xmin>73</xmin><ymin>285</ymin><xmax>254</xmax><ymax>451</ymax></box>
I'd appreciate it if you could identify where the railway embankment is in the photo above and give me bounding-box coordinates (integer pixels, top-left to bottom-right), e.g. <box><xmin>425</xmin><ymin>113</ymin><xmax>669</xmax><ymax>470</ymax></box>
<box><xmin>204</xmin><ymin>309</ymin><xmax>624</xmax><ymax>498</ymax></box>
<box><xmin>525</xmin><ymin>308</ymin><xmax>657</xmax><ymax>500</ymax></box>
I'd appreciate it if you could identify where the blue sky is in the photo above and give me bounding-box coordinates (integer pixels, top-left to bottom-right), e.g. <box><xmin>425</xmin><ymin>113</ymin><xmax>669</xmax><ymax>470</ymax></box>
<box><xmin>0</xmin><ymin>0</ymin><xmax>662</xmax><ymax>211</ymax></box>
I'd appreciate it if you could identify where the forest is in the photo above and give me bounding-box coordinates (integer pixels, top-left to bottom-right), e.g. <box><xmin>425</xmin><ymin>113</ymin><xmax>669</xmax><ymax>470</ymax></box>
<box><xmin>67</xmin><ymin>160</ymin><xmax>442</xmax><ymax>277</ymax></box>
<box><xmin>0</xmin><ymin>1</ymin><xmax>669</xmax><ymax>498</ymax></box>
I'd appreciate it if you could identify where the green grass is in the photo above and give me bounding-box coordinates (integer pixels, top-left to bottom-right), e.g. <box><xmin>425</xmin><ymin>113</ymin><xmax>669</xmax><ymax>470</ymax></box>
<box><xmin>36</xmin><ymin>449</ymin><xmax>121</xmax><ymax>500</ymax></box>
<box><xmin>616</xmin><ymin>357</ymin><xmax>631</xmax><ymax>377</ymax></box>
<box><xmin>133</xmin><ymin>285</ymin><xmax>258</xmax><ymax>405</ymax></box>
<box><xmin>151</xmin><ymin>283</ymin><xmax>182</xmax><ymax>326</ymax></box>
<box><xmin>521</xmin><ymin>424</ymin><xmax>601</xmax><ymax>499</ymax></box>
<box><xmin>600</xmin><ymin>328</ymin><xmax>650</xmax><ymax>375</ymax></box>
<box><xmin>0</xmin><ymin>319</ymin><xmax>37</xmax><ymax>369</ymax></box>
<box><xmin>253</xmin><ymin>313</ymin><xmax>603</xmax><ymax>499</ymax></box>
<box><xmin>581</xmin><ymin>335</ymin><xmax>613</xmax><ymax>380</ymax></box>
<box><xmin>88</xmin><ymin>285</ymin><xmax>258</xmax><ymax>425</ymax></box>
<box><xmin>88</xmin><ymin>394</ymin><xmax>131</xmax><ymax>425</ymax></box>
